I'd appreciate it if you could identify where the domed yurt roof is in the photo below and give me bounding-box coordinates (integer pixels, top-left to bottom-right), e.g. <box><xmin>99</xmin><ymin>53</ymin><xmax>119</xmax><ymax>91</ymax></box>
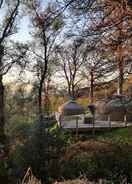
<box><xmin>126</xmin><ymin>99</ymin><xmax>132</xmax><ymax>109</ymax></box>
<box><xmin>58</xmin><ymin>99</ymin><xmax>84</xmax><ymax>116</ymax></box>
<box><xmin>95</xmin><ymin>95</ymin><xmax>132</xmax><ymax>121</ymax></box>
<box><xmin>105</xmin><ymin>95</ymin><xmax>130</xmax><ymax>114</ymax></box>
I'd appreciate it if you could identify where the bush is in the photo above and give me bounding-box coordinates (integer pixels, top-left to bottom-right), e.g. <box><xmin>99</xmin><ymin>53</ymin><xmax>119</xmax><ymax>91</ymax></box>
<box><xmin>6</xmin><ymin>115</ymin><xmax>34</xmax><ymax>144</ymax></box>
<box><xmin>0</xmin><ymin>160</ymin><xmax>8</xmax><ymax>183</ymax></box>
<box><xmin>11</xmin><ymin>120</ymin><xmax>73</xmax><ymax>184</ymax></box>
<box><xmin>60</xmin><ymin>141</ymin><xmax>132</xmax><ymax>183</ymax></box>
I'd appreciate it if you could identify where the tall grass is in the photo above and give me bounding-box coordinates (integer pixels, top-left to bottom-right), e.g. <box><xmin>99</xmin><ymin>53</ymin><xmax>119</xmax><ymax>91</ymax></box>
<box><xmin>18</xmin><ymin>168</ymin><xmax>41</xmax><ymax>184</ymax></box>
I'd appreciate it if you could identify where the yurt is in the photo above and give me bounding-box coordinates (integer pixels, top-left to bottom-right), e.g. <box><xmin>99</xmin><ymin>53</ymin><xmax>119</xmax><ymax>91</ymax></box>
<box><xmin>58</xmin><ymin>99</ymin><xmax>84</xmax><ymax>116</ymax></box>
<box><xmin>57</xmin><ymin>99</ymin><xmax>85</xmax><ymax>127</ymax></box>
<box><xmin>95</xmin><ymin>98</ymin><xmax>110</xmax><ymax>121</ymax></box>
<box><xmin>105</xmin><ymin>96</ymin><xmax>126</xmax><ymax>121</ymax></box>
<box><xmin>95</xmin><ymin>95</ymin><xmax>132</xmax><ymax>122</ymax></box>
<box><xmin>126</xmin><ymin>100</ymin><xmax>132</xmax><ymax>122</ymax></box>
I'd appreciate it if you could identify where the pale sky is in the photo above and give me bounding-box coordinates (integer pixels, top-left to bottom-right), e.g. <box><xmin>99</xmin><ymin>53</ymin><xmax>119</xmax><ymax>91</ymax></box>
<box><xmin>10</xmin><ymin>0</ymin><xmax>53</xmax><ymax>42</ymax></box>
<box><xmin>2</xmin><ymin>0</ymin><xmax>52</xmax><ymax>83</ymax></box>
<box><xmin>2</xmin><ymin>0</ymin><xmax>74</xmax><ymax>86</ymax></box>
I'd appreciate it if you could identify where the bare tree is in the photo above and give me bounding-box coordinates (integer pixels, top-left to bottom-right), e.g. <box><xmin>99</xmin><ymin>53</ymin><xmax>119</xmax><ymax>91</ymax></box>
<box><xmin>56</xmin><ymin>39</ymin><xmax>87</xmax><ymax>98</ymax></box>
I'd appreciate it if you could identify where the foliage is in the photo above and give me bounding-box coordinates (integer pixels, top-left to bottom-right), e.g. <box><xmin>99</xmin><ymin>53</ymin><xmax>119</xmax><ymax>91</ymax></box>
<box><xmin>6</xmin><ymin>115</ymin><xmax>34</xmax><ymax>144</ymax></box>
<box><xmin>10</xmin><ymin>120</ymin><xmax>73</xmax><ymax>183</ymax></box>
<box><xmin>61</xmin><ymin>140</ymin><xmax>132</xmax><ymax>183</ymax></box>
<box><xmin>77</xmin><ymin>98</ymin><xmax>90</xmax><ymax>108</ymax></box>
<box><xmin>0</xmin><ymin>160</ymin><xmax>10</xmax><ymax>184</ymax></box>
<box><xmin>0</xmin><ymin>160</ymin><xmax>8</xmax><ymax>177</ymax></box>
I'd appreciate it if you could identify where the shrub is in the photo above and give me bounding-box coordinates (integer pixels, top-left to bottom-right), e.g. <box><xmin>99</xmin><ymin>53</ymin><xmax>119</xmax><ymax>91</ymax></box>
<box><xmin>0</xmin><ymin>160</ymin><xmax>9</xmax><ymax>183</ymax></box>
<box><xmin>6</xmin><ymin>115</ymin><xmax>34</xmax><ymax>144</ymax></box>
<box><xmin>12</xmin><ymin>120</ymin><xmax>73</xmax><ymax>184</ymax></box>
<box><xmin>60</xmin><ymin>140</ymin><xmax>132</xmax><ymax>183</ymax></box>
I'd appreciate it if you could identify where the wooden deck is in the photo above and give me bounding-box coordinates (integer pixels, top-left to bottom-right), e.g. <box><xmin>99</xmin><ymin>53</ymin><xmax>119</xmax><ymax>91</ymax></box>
<box><xmin>61</xmin><ymin>120</ymin><xmax>132</xmax><ymax>132</ymax></box>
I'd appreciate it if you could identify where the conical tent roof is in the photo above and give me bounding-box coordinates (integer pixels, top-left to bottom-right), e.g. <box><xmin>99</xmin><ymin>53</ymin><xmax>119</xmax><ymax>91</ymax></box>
<box><xmin>58</xmin><ymin>100</ymin><xmax>84</xmax><ymax>116</ymax></box>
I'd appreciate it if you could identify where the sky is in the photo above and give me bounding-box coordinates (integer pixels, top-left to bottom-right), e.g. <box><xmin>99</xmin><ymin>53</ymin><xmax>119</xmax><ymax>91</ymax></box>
<box><xmin>1</xmin><ymin>0</ymin><xmax>51</xmax><ymax>82</ymax></box>
<box><xmin>10</xmin><ymin>16</ymin><xmax>32</xmax><ymax>42</ymax></box>
<box><xmin>0</xmin><ymin>0</ymin><xmax>65</xmax><ymax>43</ymax></box>
<box><xmin>10</xmin><ymin>0</ymin><xmax>51</xmax><ymax>42</ymax></box>
<box><xmin>2</xmin><ymin>0</ymin><xmax>74</xmax><ymax>86</ymax></box>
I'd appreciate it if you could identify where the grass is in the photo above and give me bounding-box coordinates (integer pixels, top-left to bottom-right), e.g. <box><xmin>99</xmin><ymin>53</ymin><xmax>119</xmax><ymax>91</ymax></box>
<box><xmin>19</xmin><ymin>168</ymin><xmax>41</xmax><ymax>184</ymax></box>
<box><xmin>95</xmin><ymin>127</ymin><xmax>132</xmax><ymax>143</ymax></box>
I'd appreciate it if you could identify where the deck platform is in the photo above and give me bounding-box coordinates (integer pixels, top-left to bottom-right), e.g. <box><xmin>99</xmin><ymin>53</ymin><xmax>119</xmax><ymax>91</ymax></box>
<box><xmin>61</xmin><ymin>120</ymin><xmax>132</xmax><ymax>132</ymax></box>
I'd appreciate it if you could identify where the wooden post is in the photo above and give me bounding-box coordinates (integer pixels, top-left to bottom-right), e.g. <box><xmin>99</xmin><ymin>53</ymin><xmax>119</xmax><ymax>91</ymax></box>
<box><xmin>99</xmin><ymin>179</ymin><xmax>103</xmax><ymax>184</ymax></box>
<box><xmin>92</xmin><ymin>114</ymin><xmax>95</xmax><ymax>136</ymax></box>
<box><xmin>124</xmin><ymin>114</ymin><xmax>127</xmax><ymax>127</ymax></box>
<box><xmin>58</xmin><ymin>113</ymin><xmax>62</xmax><ymax>128</ymax></box>
<box><xmin>76</xmin><ymin>116</ymin><xmax>79</xmax><ymax>140</ymax></box>
<box><xmin>108</xmin><ymin>115</ymin><xmax>111</xmax><ymax>130</ymax></box>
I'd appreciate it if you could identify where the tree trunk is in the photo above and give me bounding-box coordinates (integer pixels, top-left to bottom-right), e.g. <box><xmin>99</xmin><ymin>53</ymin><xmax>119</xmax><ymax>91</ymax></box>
<box><xmin>68</xmin><ymin>84</ymin><xmax>72</xmax><ymax>98</ymax></box>
<box><xmin>0</xmin><ymin>45</ymin><xmax>6</xmax><ymax>144</ymax></box>
<box><xmin>90</xmin><ymin>70</ymin><xmax>94</xmax><ymax>103</ymax></box>
<box><xmin>0</xmin><ymin>75</ymin><xmax>5</xmax><ymax>142</ymax></box>
<box><xmin>38</xmin><ymin>69</ymin><xmax>48</xmax><ymax>122</ymax></box>
<box><xmin>118</xmin><ymin>58</ymin><xmax>124</xmax><ymax>95</ymax></box>
<box><xmin>117</xmin><ymin>44</ymin><xmax>124</xmax><ymax>95</ymax></box>
<box><xmin>43</xmin><ymin>80</ymin><xmax>51</xmax><ymax>116</ymax></box>
<box><xmin>117</xmin><ymin>22</ymin><xmax>124</xmax><ymax>95</ymax></box>
<box><xmin>71</xmin><ymin>84</ymin><xmax>75</xmax><ymax>99</ymax></box>
<box><xmin>37</xmin><ymin>30</ymin><xmax>48</xmax><ymax>121</ymax></box>
<box><xmin>0</xmin><ymin>76</ymin><xmax>5</xmax><ymax>144</ymax></box>
<box><xmin>38</xmin><ymin>81</ymin><xmax>43</xmax><ymax>121</ymax></box>
<box><xmin>0</xmin><ymin>46</ymin><xmax>9</xmax><ymax>184</ymax></box>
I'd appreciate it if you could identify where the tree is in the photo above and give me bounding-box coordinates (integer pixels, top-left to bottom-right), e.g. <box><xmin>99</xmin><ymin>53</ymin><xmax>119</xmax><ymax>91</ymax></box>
<box><xmin>92</xmin><ymin>0</ymin><xmax>132</xmax><ymax>95</ymax></box>
<box><xmin>62</xmin><ymin>0</ymin><xmax>132</xmax><ymax>95</ymax></box>
<box><xmin>56</xmin><ymin>39</ymin><xmax>87</xmax><ymax>98</ymax></box>
<box><xmin>42</xmin><ymin>62</ymin><xmax>58</xmax><ymax>116</ymax></box>
<box><xmin>0</xmin><ymin>0</ymin><xmax>21</xmax><ymax>159</ymax></box>
<box><xmin>81</xmin><ymin>51</ymin><xmax>116</xmax><ymax>103</ymax></box>
<box><xmin>28</xmin><ymin>2</ymin><xmax>64</xmax><ymax>120</ymax></box>
<box><xmin>0</xmin><ymin>1</ymin><xmax>30</xmax><ymax>182</ymax></box>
